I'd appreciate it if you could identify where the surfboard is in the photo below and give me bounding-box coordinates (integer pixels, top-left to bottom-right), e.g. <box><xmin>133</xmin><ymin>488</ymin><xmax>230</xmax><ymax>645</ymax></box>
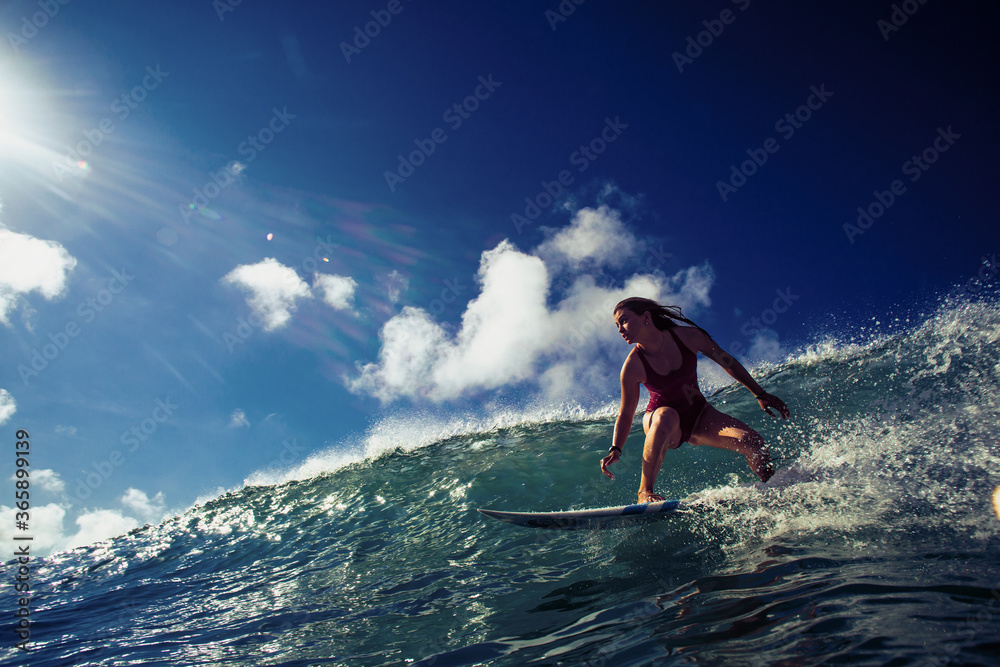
<box><xmin>477</xmin><ymin>499</ymin><xmax>683</xmax><ymax>529</ymax></box>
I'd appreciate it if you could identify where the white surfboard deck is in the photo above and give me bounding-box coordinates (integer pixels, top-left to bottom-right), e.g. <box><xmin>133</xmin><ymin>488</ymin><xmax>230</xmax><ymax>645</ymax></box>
<box><xmin>477</xmin><ymin>499</ymin><xmax>683</xmax><ymax>529</ymax></box>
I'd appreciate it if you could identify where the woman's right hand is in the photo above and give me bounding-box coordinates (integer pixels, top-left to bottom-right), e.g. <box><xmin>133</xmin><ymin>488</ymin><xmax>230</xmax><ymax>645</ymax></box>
<box><xmin>600</xmin><ymin>449</ymin><xmax>620</xmax><ymax>479</ymax></box>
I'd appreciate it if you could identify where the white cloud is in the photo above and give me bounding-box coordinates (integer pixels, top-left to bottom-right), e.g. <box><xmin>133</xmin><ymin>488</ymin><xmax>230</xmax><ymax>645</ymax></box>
<box><xmin>349</xmin><ymin>223</ymin><xmax>716</xmax><ymax>405</ymax></box>
<box><xmin>0</xmin><ymin>484</ymin><xmax>171</xmax><ymax>556</ymax></box>
<box><xmin>221</xmin><ymin>257</ymin><xmax>312</xmax><ymax>331</ymax></box>
<box><xmin>55</xmin><ymin>425</ymin><xmax>78</xmax><ymax>436</ymax></box>
<box><xmin>62</xmin><ymin>509</ymin><xmax>140</xmax><ymax>551</ymax></box>
<box><xmin>433</xmin><ymin>240</ymin><xmax>550</xmax><ymax>397</ymax></box>
<box><xmin>746</xmin><ymin>329</ymin><xmax>788</xmax><ymax>364</ymax></box>
<box><xmin>351</xmin><ymin>307</ymin><xmax>450</xmax><ymax>402</ymax></box>
<box><xmin>230</xmin><ymin>408</ymin><xmax>250</xmax><ymax>427</ymax></box>
<box><xmin>0</xmin><ymin>504</ymin><xmax>135</xmax><ymax>556</ymax></box>
<box><xmin>313</xmin><ymin>273</ymin><xmax>357</xmax><ymax>311</ymax></box>
<box><xmin>351</xmin><ymin>240</ymin><xmax>550</xmax><ymax>401</ymax></box>
<box><xmin>0</xmin><ymin>225</ymin><xmax>77</xmax><ymax>326</ymax></box>
<box><xmin>0</xmin><ymin>502</ymin><xmax>67</xmax><ymax>555</ymax></box>
<box><xmin>229</xmin><ymin>408</ymin><xmax>250</xmax><ymax>428</ymax></box>
<box><xmin>120</xmin><ymin>488</ymin><xmax>166</xmax><ymax>523</ymax></box>
<box><xmin>535</xmin><ymin>205</ymin><xmax>637</xmax><ymax>269</ymax></box>
<box><xmin>667</xmin><ymin>264</ymin><xmax>714</xmax><ymax>308</ymax></box>
<box><xmin>222</xmin><ymin>259</ymin><xmax>361</xmax><ymax>332</ymax></box>
<box><xmin>380</xmin><ymin>269</ymin><xmax>408</xmax><ymax>304</ymax></box>
<box><xmin>33</xmin><ymin>468</ymin><xmax>66</xmax><ymax>494</ymax></box>
<box><xmin>0</xmin><ymin>388</ymin><xmax>15</xmax><ymax>426</ymax></box>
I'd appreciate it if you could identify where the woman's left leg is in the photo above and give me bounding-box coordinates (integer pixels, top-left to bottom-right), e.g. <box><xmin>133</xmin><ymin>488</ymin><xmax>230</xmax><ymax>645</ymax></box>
<box><xmin>687</xmin><ymin>405</ymin><xmax>773</xmax><ymax>482</ymax></box>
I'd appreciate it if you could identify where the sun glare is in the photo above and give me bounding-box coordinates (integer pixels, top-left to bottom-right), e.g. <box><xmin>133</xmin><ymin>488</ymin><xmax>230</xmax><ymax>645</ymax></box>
<box><xmin>0</xmin><ymin>61</ymin><xmax>69</xmax><ymax>179</ymax></box>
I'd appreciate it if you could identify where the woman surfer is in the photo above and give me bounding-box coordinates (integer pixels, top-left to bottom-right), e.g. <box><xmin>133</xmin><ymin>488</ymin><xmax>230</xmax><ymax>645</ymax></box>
<box><xmin>601</xmin><ymin>297</ymin><xmax>790</xmax><ymax>503</ymax></box>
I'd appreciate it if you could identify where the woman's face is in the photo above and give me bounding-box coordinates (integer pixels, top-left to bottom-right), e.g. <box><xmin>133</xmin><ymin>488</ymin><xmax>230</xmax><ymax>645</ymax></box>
<box><xmin>613</xmin><ymin>308</ymin><xmax>646</xmax><ymax>344</ymax></box>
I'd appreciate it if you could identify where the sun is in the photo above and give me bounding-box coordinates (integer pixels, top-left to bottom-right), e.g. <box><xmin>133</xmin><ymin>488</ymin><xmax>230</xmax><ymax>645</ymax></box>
<box><xmin>0</xmin><ymin>58</ymin><xmax>82</xmax><ymax>182</ymax></box>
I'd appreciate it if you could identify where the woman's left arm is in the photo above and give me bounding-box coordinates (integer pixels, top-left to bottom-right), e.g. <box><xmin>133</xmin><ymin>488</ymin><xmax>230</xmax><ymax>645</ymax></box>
<box><xmin>683</xmin><ymin>328</ymin><xmax>791</xmax><ymax>419</ymax></box>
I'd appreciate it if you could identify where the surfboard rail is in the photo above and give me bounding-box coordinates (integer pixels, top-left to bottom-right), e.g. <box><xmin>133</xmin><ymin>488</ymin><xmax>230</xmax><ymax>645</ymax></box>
<box><xmin>477</xmin><ymin>499</ymin><xmax>683</xmax><ymax>529</ymax></box>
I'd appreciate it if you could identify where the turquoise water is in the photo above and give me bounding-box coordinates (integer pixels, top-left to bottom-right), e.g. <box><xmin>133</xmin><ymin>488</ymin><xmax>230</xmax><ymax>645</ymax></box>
<box><xmin>5</xmin><ymin>295</ymin><xmax>1000</xmax><ymax>666</ymax></box>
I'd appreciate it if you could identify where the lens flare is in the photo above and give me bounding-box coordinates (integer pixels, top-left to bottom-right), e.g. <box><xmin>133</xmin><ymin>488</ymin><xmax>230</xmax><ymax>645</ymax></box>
<box><xmin>187</xmin><ymin>204</ymin><xmax>223</xmax><ymax>221</ymax></box>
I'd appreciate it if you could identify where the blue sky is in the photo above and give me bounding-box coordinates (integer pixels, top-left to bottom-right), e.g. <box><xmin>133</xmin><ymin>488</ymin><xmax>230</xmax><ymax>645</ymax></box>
<box><xmin>1</xmin><ymin>0</ymin><xmax>997</xmax><ymax>554</ymax></box>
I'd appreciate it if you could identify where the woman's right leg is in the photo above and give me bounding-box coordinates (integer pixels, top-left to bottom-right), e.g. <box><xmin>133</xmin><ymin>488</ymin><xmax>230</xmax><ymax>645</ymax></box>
<box><xmin>639</xmin><ymin>407</ymin><xmax>681</xmax><ymax>503</ymax></box>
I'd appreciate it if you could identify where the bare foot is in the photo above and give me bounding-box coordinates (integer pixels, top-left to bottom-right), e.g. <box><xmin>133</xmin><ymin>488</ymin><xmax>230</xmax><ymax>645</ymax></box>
<box><xmin>638</xmin><ymin>490</ymin><xmax>666</xmax><ymax>504</ymax></box>
<box><xmin>748</xmin><ymin>450</ymin><xmax>774</xmax><ymax>483</ymax></box>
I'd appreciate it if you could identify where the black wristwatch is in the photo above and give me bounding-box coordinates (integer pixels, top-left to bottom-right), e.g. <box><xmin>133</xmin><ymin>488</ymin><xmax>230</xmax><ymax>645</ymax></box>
<box><xmin>608</xmin><ymin>445</ymin><xmax>622</xmax><ymax>454</ymax></box>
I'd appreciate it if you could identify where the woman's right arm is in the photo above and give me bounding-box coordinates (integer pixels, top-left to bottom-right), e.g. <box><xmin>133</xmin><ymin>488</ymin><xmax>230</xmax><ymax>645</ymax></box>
<box><xmin>601</xmin><ymin>361</ymin><xmax>641</xmax><ymax>479</ymax></box>
<box><xmin>613</xmin><ymin>365</ymin><xmax>640</xmax><ymax>450</ymax></box>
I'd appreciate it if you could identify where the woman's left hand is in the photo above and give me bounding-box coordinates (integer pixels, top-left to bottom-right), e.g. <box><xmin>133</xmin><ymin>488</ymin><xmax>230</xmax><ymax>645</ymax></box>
<box><xmin>757</xmin><ymin>392</ymin><xmax>790</xmax><ymax>419</ymax></box>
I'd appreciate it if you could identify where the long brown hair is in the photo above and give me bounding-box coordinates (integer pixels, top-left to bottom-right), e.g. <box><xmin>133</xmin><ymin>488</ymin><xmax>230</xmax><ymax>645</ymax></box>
<box><xmin>613</xmin><ymin>297</ymin><xmax>706</xmax><ymax>333</ymax></box>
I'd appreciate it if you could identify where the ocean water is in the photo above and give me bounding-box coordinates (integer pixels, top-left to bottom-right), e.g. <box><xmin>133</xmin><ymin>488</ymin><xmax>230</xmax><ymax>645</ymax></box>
<box><xmin>5</xmin><ymin>295</ymin><xmax>1000</xmax><ymax>666</ymax></box>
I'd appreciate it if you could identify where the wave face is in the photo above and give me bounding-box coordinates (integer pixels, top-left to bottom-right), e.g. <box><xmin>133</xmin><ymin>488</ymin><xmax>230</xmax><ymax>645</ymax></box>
<box><xmin>6</xmin><ymin>296</ymin><xmax>1000</xmax><ymax>666</ymax></box>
